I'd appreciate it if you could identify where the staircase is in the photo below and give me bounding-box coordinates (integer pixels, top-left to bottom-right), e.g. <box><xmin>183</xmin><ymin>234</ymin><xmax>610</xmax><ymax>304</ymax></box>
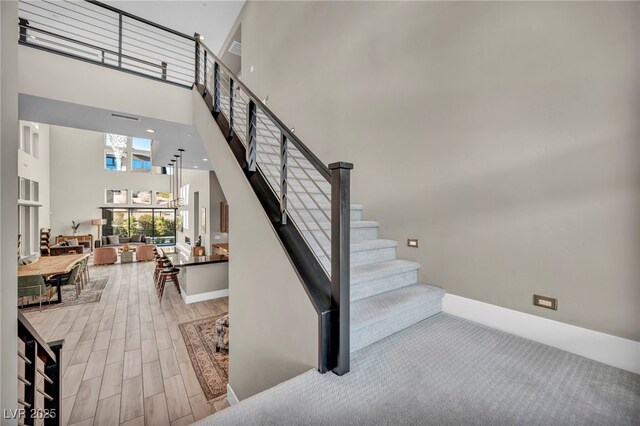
<box><xmin>16</xmin><ymin>0</ymin><xmax>445</xmax><ymax>375</ymax></box>
<box><xmin>220</xmin><ymin>95</ymin><xmax>446</xmax><ymax>354</ymax></box>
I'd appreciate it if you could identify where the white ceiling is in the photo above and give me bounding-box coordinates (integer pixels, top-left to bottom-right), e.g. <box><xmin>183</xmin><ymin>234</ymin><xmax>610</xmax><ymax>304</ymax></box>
<box><xmin>19</xmin><ymin>94</ymin><xmax>213</xmax><ymax>171</ymax></box>
<box><xmin>102</xmin><ymin>1</ymin><xmax>245</xmax><ymax>54</ymax></box>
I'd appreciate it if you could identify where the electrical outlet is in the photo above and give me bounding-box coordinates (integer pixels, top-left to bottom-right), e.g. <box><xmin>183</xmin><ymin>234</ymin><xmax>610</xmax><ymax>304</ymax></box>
<box><xmin>533</xmin><ymin>294</ymin><xmax>557</xmax><ymax>310</ymax></box>
<box><xmin>407</xmin><ymin>239</ymin><xmax>419</xmax><ymax>248</ymax></box>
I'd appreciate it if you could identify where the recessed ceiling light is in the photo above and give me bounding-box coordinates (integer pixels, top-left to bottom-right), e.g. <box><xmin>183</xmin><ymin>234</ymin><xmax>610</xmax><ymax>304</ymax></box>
<box><xmin>202</xmin><ymin>158</ymin><xmax>207</xmax><ymax>161</ymax></box>
<box><xmin>186</xmin><ymin>133</ymin><xmax>192</xmax><ymax>136</ymax></box>
<box><xmin>194</xmin><ymin>165</ymin><xmax>199</xmax><ymax>168</ymax></box>
<box><xmin>146</xmin><ymin>129</ymin><xmax>155</xmax><ymax>133</ymax></box>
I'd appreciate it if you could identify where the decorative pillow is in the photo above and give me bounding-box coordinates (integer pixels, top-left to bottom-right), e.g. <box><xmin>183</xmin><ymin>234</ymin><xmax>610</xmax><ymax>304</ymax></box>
<box><xmin>59</xmin><ymin>241</ymin><xmax>69</xmax><ymax>247</ymax></box>
<box><xmin>107</xmin><ymin>235</ymin><xmax>120</xmax><ymax>245</ymax></box>
<box><xmin>66</xmin><ymin>238</ymin><xmax>79</xmax><ymax>246</ymax></box>
<box><xmin>102</xmin><ymin>236</ymin><xmax>109</xmax><ymax>245</ymax></box>
<box><xmin>130</xmin><ymin>234</ymin><xmax>142</xmax><ymax>243</ymax></box>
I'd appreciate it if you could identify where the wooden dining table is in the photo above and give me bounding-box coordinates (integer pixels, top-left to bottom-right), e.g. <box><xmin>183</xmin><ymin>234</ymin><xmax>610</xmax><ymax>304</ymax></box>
<box><xmin>18</xmin><ymin>253</ymin><xmax>89</xmax><ymax>306</ymax></box>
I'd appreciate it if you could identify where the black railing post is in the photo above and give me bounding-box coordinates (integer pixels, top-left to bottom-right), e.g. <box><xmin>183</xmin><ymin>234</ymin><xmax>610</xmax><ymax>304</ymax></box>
<box><xmin>246</xmin><ymin>100</ymin><xmax>257</xmax><ymax>172</ymax></box>
<box><xmin>44</xmin><ymin>341</ymin><xmax>63</xmax><ymax>426</ymax></box>
<box><xmin>24</xmin><ymin>340</ymin><xmax>36</xmax><ymax>425</ymax></box>
<box><xmin>203</xmin><ymin>50</ymin><xmax>208</xmax><ymax>94</ymax></box>
<box><xmin>280</xmin><ymin>133</ymin><xmax>288</xmax><ymax>224</ymax></box>
<box><xmin>228</xmin><ymin>77</ymin><xmax>235</xmax><ymax>140</ymax></box>
<box><xmin>117</xmin><ymin>12</ymin><xmax>123</xmax><ymax>67</ymax></box>
<box><xmin>19</xmin><ymin>18</ymin><xmax>29</xmax><ymax>42</ymax></box>
<box><xmin>161</xmin><ymin>61</ymin><xmax>167</xmax><ymax>80</ymax></box>
<box><xmin>329</xmin><ymin>161</ymin><xmax>353</xmax><ymax>376</ymax></box>
<box><xmin>194</xmin><ymin>41</ymin><xmax>200</xmax><ymax>84</ymax></box>
<box><xmin>213</xmin><ymin>62</ymin><xmax>221</xmax><ymax>114</ymax></box>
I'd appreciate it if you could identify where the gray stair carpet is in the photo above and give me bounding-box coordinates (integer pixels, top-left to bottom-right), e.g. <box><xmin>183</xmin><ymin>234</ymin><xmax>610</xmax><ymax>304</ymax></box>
<box><xmin>197</xmin><ymin>313</ymin><xmax>640</xmax><ymax>426</ymax></box>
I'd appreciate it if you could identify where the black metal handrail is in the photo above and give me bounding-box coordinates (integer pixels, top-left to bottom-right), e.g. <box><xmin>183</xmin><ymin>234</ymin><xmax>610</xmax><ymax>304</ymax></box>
<box><xmin>17</xmin><ymin>311</ymin><xmax>63</xmax><ymax>425</ymax></box>
<box><xmin>196</xmin><ymin>41</ymin><xmax>352</xmax><ymax>375</ymax></box>
<box><xmin>199</xmin><ymin>43</ymin><xmax>331</xmax><ymax>180</ymax></box>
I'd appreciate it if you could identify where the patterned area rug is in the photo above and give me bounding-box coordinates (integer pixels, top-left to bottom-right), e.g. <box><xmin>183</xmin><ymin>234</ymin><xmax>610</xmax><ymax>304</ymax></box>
<box><xmin>179</xmin><ymin>314</ymin><xmax>229</xmax><ymax>400</ymax></box>
<box><xmin>19</xmin><ymin>276</ymin><xmax>109</xmax><ymax>313</ymax></box>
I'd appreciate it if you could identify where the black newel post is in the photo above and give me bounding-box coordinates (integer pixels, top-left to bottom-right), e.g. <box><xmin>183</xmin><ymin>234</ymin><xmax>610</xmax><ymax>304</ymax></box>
<box><xmin>329</xmin><ymin>161</ymin><xmax>352</xmax><ymax>376</ymax></box>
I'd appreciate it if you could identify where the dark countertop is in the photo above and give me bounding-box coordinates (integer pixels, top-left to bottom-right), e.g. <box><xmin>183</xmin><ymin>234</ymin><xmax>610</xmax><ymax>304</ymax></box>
<box><xmin>165</xmin><ymin>253</ymin><xmax>229</xmax><ymax>267</ymax></box>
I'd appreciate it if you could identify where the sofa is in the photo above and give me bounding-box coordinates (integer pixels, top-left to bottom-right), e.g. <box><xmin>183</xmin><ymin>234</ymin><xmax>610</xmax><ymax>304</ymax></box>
<box><xmin>95</xmin><ymin>234</ymin><xmax>152</xmax><ymax>249</ymax></box>
<box><xmin>50</xmin><ymin>238</ymin><xmax>90</xmax><ymax>255</ymax></box>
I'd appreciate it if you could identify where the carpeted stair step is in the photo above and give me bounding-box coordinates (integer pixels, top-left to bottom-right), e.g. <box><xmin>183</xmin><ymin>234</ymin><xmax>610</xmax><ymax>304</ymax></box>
<box><xmin>350</xmin><ymin>283</ymin><xmax>445</xmax><ymax>353</ymax></box>
<box><xmin>350</xmin><ymin>239</ymin><xmax>397</xmax><ymax>267</ymax></box>
<box><xmin>295</xmin><ymin>220</ymin><xmax>378</xmax><ymax>243</ymax></box>
<box><xmin>289</xmin><ymin>202</ymin><xmax>363</xmax><ymax>221</ymax></box>
<box><xmin>351</xmin><ymin>259</ymin><xmax>421</xmax><ymax>301</ymax></box>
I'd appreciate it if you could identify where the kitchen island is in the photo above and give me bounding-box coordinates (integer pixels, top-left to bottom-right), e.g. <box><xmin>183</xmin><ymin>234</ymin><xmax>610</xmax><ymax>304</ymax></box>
<box><xmin>165</xmin><ymin>252</ymin><xmax>229</xmax><ymax>303</ymax></box>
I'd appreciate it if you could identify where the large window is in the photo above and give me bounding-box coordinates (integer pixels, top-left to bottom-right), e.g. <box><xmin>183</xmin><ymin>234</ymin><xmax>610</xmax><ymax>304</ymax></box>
<box><xmin>105</xmin><ymin>134</ymin><xmax>153</xmax><ymax>173</ymax></box>
<box><xmin>18</xmin><ymin>176</ymin><xmax>41</xmax><ymax>258</ymax></box>
<box><xmin>102</xmin><ymin>208</ymin><xmax>176</xmax><ymax>245</ymax></box>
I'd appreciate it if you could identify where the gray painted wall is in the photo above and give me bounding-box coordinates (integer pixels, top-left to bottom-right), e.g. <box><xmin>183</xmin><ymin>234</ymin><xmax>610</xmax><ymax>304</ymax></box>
<box><xmin>49</xmin><ymin>125</ymin><xmax>171</xmax><ymax>241</ymax></box>
<box><xmin>236</xmin><ymin>1</ymin><xmax>640</xmax><ymax>341</ymax></box>
<box><xmin>1</xmin><ymin>1</ymin><xmax>19</xmax><ymax>420</ymax></box>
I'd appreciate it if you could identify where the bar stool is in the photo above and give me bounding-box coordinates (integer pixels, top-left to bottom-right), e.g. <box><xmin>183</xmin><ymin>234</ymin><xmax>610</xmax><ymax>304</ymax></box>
<box><xmin>154</xmin><ymin>256</ymin><xmax>171</xmax><ymax>286</ymax></box>
<box><xmin>158</xmin><ymin>266</ymin><xmax>181</xmax><ymax>301</ymax></box>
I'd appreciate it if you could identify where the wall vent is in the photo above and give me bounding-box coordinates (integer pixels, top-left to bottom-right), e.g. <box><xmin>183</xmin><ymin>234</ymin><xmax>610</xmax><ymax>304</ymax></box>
<box><xmin>228</xmin><ymin>41</ymin><xmax>241</xmax><ymax>56</ymax></box>
<box><xmin>111</xmin><ymin>113</ymin><xmax>140</xmax><ymax>122</ymax></box>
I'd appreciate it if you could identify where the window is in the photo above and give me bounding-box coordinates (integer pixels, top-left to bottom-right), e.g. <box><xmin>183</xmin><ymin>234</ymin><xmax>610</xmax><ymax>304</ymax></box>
<box><xmin>131</xmin><ymin>153</ymin><xmax>151</xmax><ymax>173</ymax></box>
<box><xmin>105</xmin><ymin>189</ymin><xmax>128</xmax><ymax>204</ymax></box>
<box><xmin>32</xmin><ymin>181</ymin><xmax>39</xmax><ymax>202</ymax></box>
<box><xmin>32</xmin><ymin>133</ymin><xmax>39</xmax><ymax>159</ymax></box>
<box><xmin>132</xmin><ymin>190</ymin><xmax>152</xmax><ymax>205</ymax></box>
<box><xmin>180</xmin><ymin>184</ymin><xmax>190</xmax><ymax>205</ymax></box>
<box><xmin>155</xmin><ymin>191</ymin><xmax>171</xmax><ymax>205</ymax></box>
<box><xmin>105</xmin><ymin>153</ymin><xmax>118</xmax><ymax>171</ymax></box>
<box><xmin>179</xmin><ymin>210</ymin><xmax>189</xmax><ymax>231</ymax></box>
<box><xmin>104</xmin><ymin>134</ymin><xmax>129</xmax><ymax>172</ymax></box>
<box><xmin>18</xmin><ymin>199</ymin><xmax>40</xmax><ymax>258</ymax></box>
<box><xmin>102</xmin><ymin>208</ymin><xmax>176</xmax><ymax>245</ymax></box>
<box><xmin>21</xmin><ymin>126</ymin><xmax>31</xmax><ymax>155</ymax></box>
<box><xmin>104</xmin><ymin>135</ymin><xmax>154</xmax><ymax>173</ymax></box>
<box><xmin>132</xmin><ymin>137</ymin><xmax>151</xmax><ymax>151</ymax></box>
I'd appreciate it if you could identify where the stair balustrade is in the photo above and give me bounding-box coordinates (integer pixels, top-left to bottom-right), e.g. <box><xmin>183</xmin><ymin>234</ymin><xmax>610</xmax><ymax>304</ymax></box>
<box><xmin>17</xmin><ymin>311</ymin><xmax>63</xmax><ymax>425</ymax></box>
<box><xmin>17</xmin><ymin>0</ymin><xmax>351</xmax><ymax>375</ymax></box>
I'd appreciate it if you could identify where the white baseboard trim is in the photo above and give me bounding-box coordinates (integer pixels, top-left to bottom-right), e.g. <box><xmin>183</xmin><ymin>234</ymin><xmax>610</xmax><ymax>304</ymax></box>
<box><xmin>442</xmin><ymin>294</ymin><xmax>640</xmax><ymax>375</ymax></box>
<box><xmin>180</xmin><ymin>288</ymin><xmax>229</xmax><ymax>304</ymax></box>
<box><xmin>226</xmin><ymin>383</ymin><xmax>239</xmax><ymax>405</ymax></box>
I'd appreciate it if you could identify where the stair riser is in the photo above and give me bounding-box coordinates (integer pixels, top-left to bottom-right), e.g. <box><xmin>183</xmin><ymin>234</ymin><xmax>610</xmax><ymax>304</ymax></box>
<box><xmin>351</xmin><ymin>270</ymin><xmax>419</xmax><ymax>301</ymax></box>
<box><xmin>300</xmin><ymin>226</ymin><xmax>377</xmax><ymax>244</ymax></box>
<box><xmin>291</xmin><ymin>207</ymin><xmax>362</xmax><ymax>222</ymax></box>
<box><xmin>351</xmin><ymin>246</ymin><xmax>397</xmax><ymax>267</ymax></box>
<box><xmin>351</xmin><ymin>227</ymin><xmax>378</xmax><ymax>242</ymax></box>
<box><xmin>351</xmin><ymin>298</ymin><xmax>442</xmax><ymax>352</ymax></box>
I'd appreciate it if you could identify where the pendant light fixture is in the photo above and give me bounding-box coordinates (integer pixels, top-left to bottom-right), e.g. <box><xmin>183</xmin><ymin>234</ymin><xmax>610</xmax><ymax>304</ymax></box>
<box><xmin>168</xmin><ymin>148</ymin><xmax>186</xmax><ymax>208</ymax></box>
<box><xmin>168</xmin><ymin>161</ymin><xmax>174</xmax><ymax>207</ymax></box>
<box><xmin>177</xmin><ymin>149</ymin><xmax>185</xmax><ymax>207</ymax></box>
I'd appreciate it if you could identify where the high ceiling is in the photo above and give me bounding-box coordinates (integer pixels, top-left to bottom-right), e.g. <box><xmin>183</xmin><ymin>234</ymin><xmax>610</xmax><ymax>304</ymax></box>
<box><xmin>102</xmin><ymin>1</ymin><xmax>244</xmax><ymax>54</ymax></box>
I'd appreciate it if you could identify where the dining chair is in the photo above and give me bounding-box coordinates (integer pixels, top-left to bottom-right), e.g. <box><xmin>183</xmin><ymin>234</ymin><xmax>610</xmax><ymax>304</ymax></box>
<box><xmin>18</xmin><ymin>275</ymin><xmax>51</xmax><ymax>311</ymax></box>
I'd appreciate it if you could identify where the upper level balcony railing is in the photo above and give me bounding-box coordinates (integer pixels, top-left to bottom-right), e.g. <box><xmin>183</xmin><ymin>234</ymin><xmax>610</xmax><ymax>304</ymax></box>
<box><xmin>18</xmin><ymin>0</ymin><xmax>196</xmax><ymax>87</ymax></box>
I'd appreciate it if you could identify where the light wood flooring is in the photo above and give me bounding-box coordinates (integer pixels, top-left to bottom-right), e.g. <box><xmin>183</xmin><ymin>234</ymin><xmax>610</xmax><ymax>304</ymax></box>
<box><xmin>24</xmin><ymin>260</ymin><xmax>229</xmax><ymax>426</ymax></box>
